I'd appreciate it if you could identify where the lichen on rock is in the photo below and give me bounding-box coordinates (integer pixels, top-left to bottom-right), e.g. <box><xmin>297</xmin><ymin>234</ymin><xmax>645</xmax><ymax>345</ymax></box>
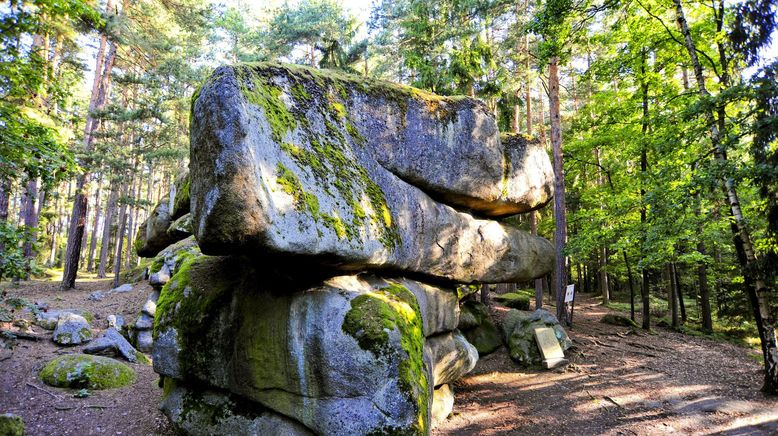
<box><xmin>40</xmin><ymin>354</ymin><xmax>135</xmax><ymax>390</ymax></box>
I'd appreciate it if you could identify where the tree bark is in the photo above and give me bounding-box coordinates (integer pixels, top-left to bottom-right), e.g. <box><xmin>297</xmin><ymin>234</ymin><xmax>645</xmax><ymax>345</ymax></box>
<box><xmin>674</xmin><ymin>0</ymin><xmax>778</xmax><ymax>393</ymax></box>
<box><xmin>549</xmin><ymin>57</ymin><xmax>569</xmax><ymax>326</ymax></box>
<box><xmin>480</xmin><ymin>283</ymin><xmax>491</xmax><ymax>306</ymax></box>
<box><xmin>97</xmin><ymin>184</ymin><xmax>118</xmax><ymax>278</ymax></box>
<box><xmin>86</xmin><ymin>174</ymin><xmax>103</xmax><ymax>272</ymax></box>
<box><xmin>640</xmin><ymin>50</ymin><xmax>651</xmax><ymax>330</ymax></box>
<box><xmin>623</xmin><ymin>250</ymin><xmax>636</xmax><ymax>321</ymax></box>
<box><xmin>22</xmin><ymin>177</ymin><xmax>39</xmax><ymax>278</ymax></box>
<box><xmin>698</xmin><ymin>241</ymin><xmax>713</xmax><ymax>333</ymax></box>
<box><xmin>112</xmin><ymin>181</ymin><xmax>128</xmax><ymax>287</ymax></box>
<box><xmin>60</xmin><ymin>0</ymin><xmax>117</xmax><ymax>289</ymax></box>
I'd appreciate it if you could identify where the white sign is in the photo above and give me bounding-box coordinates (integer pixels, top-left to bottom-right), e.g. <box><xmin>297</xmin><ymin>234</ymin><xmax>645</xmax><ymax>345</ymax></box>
<box><xmin>564</xmin><ymin>284</ymin><xmax>575</xmax><ymax>303</ymax></box>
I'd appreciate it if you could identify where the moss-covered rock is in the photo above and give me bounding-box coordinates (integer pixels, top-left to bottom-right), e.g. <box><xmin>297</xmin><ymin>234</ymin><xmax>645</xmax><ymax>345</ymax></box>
<box><xmin>494</xmin><ymin>292</ymin><xmax>531</xmax><ymax>310</ymax></box>
<box><xmin>462</xmin><ymin>321</ymin><xmax>502</xmax><ymax>356</ymax></box>
<box><xmin>189</xmin><ymin>62</ymin><xmax>554</xmax><ymax>284</ymax></box>
<box><xmin>601</xmin><ymin>314</ymin><xmax>639</xmax><ymax>328</ymax></box>
<box><xmin>501</xmin><ymin>309</ymin><xmax>572</xmax><ymax>368</ymax></box>
<box><xmin>160</xmin><ymin>378</ymin><xmax>312</xmax><ymax>436</ymax></box>
<box><xmin>52</xmin><ymin>313</ymin><xmax>92</xmax><ymax>345</ymax></box>
<box><xmin>0</xmin><ymin>414</ymin><xmax>24</xmax><ymax>436</ymax></box>
<box><xmin>40</xmin><ymin>354</ymin><xmax>135</xmax><ymax>389</ymax></box>
<box><xmin>152</xmin><ymin>256</ymin><xmax>433</xmax><ymax>435</ymax></box>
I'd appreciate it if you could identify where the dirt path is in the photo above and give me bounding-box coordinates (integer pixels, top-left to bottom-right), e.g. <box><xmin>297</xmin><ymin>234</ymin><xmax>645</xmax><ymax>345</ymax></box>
<box><xmin>434</xmin><ymin>296</ymin><xmax>778</xmax><ymax>435</ymax></box>
<box><xmin>0</xmin><ymin>278</ymin><xmax>173</xmax><ymax>436</ymax></box>
<box><xmin>2</xmin><ymin>280</ymin><xmax>775</xmax><ymax>435</ymax></box>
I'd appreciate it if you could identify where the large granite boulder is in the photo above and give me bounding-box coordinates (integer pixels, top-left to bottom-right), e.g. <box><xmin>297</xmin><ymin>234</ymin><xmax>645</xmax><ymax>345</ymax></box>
<box><xmin>135</xmin><ymin>171</ymin><xmax>191</xmax><ymax>258</ymax></box>
<box><xmin>153</xmin><ymin>256</ymin><xmax>448</xmax><ymax>435</ymax></box>
<box><xmin>190</xmin><ymin>63</ymin><xmax>553</xmax><ymax>284</ymax></box>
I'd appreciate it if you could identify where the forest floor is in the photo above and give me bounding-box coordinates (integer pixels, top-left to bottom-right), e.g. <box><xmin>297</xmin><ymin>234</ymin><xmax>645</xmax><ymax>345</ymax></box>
<box><xmin>1</xmin><ymin>279</ymin><xmax>775</xmax><ymax>435</ymax></box>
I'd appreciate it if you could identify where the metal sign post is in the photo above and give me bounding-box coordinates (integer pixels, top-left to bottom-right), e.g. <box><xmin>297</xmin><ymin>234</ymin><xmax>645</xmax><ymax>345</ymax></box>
<box><xmin>564</xmin><ymin>284</ymin><xmax>575</xmax><ymax>328</ymax></box>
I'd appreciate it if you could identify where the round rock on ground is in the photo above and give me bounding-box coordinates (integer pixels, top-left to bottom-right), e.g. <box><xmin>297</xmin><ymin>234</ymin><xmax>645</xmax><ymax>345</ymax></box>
<box><xmin>52</xmin><ymin>313</ymin><xmax>92</xmax><ymax>345</ymax></box>
<box><xmin>40</xmin><ymin>354</ymin><xmax>136</xmax><ymax>390</ymax></box>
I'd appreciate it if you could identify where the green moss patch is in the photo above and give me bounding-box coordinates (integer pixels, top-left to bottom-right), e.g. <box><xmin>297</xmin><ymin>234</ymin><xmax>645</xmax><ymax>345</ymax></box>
<box><xmin>342</xmin><ymin>283</ymin><xmax>429</xmax><ymax>433</ymax></box>
<box><xmin>232</xmin><ymin>63</ymin><xmax>402</xmax><ymax>250</ymax></box>
<box><xmin>0</xmin><ymin>414</ymin><xmax>24</xmax><ymax>436</ymax></box>
<box><xmin>40</xmin><ymin>354</ymin><xmax>135</xmax><ymax>390</ymax></box>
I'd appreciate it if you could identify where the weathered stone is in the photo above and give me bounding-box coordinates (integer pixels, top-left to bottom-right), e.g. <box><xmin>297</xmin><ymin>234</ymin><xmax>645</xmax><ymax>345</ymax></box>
<box><xmin>52</xmin><ymin>313</ymin><xmax>92</xmax><ymax>345</ymax></box>
<box><xmin>112</xmin><ymin>283</ymin><xmax>133</xmax><ymax>293</ymax></box>
<box><xmin>141</xmin><ymin>291</ymin><xmax>159</xmax><ymax>317</ymax></box>
<box><xmin>135</xmin><ymin>313</ymin><xmax>154</xmax><ymax>330</ymax></box>
<box><xmin>462</xmin><ymin>322</ymin><xmax>502</xmax><ymax>356</ymax></box>
<box><xmin>107</xmin><ymin>314</ymin><xmax>125</xmax><ymax>331</ymax></box>
<box><xmin>0</xmin><ymin>413</ymin><xmax>24</xmax><ymax>436</ymax></box>
<box><xmin>166</xmin><ymin>212</ymin><xmax>192</xmax><ymax>239</ymax></box>
<box><xmin>494</xmin><ymin>292</ymin><xmax>530</xmax><ymax>310</ymax></box>
<box><xmin>136</xmin><ymin>330</ymin><xmax>154</xmax><ymax>354</ymax></box>
<box><xmin>152</xmin><ymin>256</ymin><xmax>431</xmax><ymax>435</ymax></box>
<box><xmin>190</xmin><ymin>63</ymin><xmax>553</xmax><ymax>284</ymax></box>
<box><xmin>88</xmin><ymin>291</ymin><xmax>105</xmax><ymax>301</ymax></box>
<box><xmin>601</xmin><ymin>313</ymin><xmax>639</xmax><ymax>328</ymax></box>
<box><xmin>501</xmin><ymin>309</ymin><xmax>572</xmax><ymax>368</ymax></box>
<box><xmin>457</xmin><ymin>300</ymin><xmax>488</xmax><ymax>331</ymax></box>
<box><xmin>40</xmin><ymin>354</ymin><xmax>135</xmax><ymax>389</ymax></box>
<box><xmin>160</xmin><ymin>379</ymin><xmax>312</xmax><ymax>436</ymax></box>
<box><xmin>431</xmin><ymin>384</ymin><xmax>454</xmax><ymax>427</ymax></box>
<box><xmin>424</xmin><ymin>330</ymin><xmax>478</xmax><ymax>387</ymax></box>
<box><xmin>35</xmin><ymin>309</ymin><xmax>93</xmax><ymax>331</ymax></box>
<box><xmin>401</xmin><ymin>278</ymin><xmax>459</xmax><ymax>337</ymax></box>
<box><xmin>148</xmin><ymin>236</ymin><xmax>201</xmax><ymax>289</ymax></box>
<box><xmin>84</xmin><ymin>328</ymin><xmax>148</xmax><ymax>364</ymax></box>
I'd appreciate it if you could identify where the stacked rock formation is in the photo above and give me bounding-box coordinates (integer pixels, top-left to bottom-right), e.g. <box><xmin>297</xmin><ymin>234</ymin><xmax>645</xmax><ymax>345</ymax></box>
<box><xmin>136</xmin><ymin>62</ymin><xmax>555</xmax><ymax>435</ymax></box>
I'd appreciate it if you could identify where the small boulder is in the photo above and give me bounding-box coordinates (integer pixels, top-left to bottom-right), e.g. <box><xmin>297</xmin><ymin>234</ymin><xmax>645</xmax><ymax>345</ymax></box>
<box><xmin>87</xmin><ymin>291</ymin><xmax>105</xmax><ymax>301</ymax></box>
<box><xmin>84</xmin><ymin>328</ymin><xmax>148</xmax><ymax>364</ymax></box>
<box><xmin>431</xmin><ymin>384</ymin><xmax>454</xmax><ymax>426</ymax></box>
<box><xmin>425</xmin><ymin>330</ymin><xmax>478</xmax><ymax>387</ymax></box>
<box><xmin>136</xmin><ymin>330</ymin><xmax>153</xmax><ymax>353</ymax></box>
<box><xmin>40</xmin><ymin>354</ymin><xmax>135</xmax><ymax>389</ymax></box>
<box><xmin>457</xmin><ymin>301</ymin><xmax>502</xmax><ymax>356</ymax></box>
<box><xmin>35</xmin><ymin>309</ymin><xmax>93</xmax><ymax>331</ymax></box>
<box><xmin>502</xmin><ymin>309</ymin><xmax>571</xmax><ymax>368</ymax></box>
<box><xmin>462</xmin><ymin>321</ymin><xmax>502</xmax><ymax>356</ymax></box>
<box><xmin>601</xmin><ymin>314</ymin><xmax>639</xmax><ymax>328</ymax></box>
<box><xmin>134</xmin><ymin>313</ymin><xmax>153</xmax><ymax>330</ymax></box>
<box><xmin>494</xmin><ymin>292</ymin><xmax>530</xmax><ymax>310</ymax></box>
<box><xmin>0</xmin><ymin>413</ymin><xmax>24</xmax><ymax>436</ymax></box>
<box><xmin>52</xmin><ymin>313</ymin><xmax>92</xmax><ymax>345</ymax></box>
<box><xmin>112</xmin><ymin>283</ymin><xmax>133</xmax><ymax>293</ymax></box>
<box><xmin>107</xmin><ymin>314</ymin><xmax>125</xmax><ymax>331</ymax></box>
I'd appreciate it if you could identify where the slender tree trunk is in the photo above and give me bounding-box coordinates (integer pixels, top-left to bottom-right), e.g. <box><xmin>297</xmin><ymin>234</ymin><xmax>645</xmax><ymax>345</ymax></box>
<box><xmin>22</xmin><ymin>177</ymin><xmax>39</xmax><ymax>278</ymax></box>
<box><xmin>60</xmin><ymin>0</ymin><xmax>117</xmax><ymax>290</ymax></box>
<box><xmin>623</xmin><ymin>250</ymin><xmax>636</xmax><ymax>321</ymax></box>
<box><xmin>112</xmin><ymin>181</ymin><xmax>129</xmax><ymax>287</ymax></box>
<box><xmin>87</xmin><ymin>174</ymin><xmax>103</xmax><ymax>272</ymax></box>
<box><xmin>698</xmin><ymin>241</ymin><xmax>713</xmax><ymax>333</ymax></box>
<box><xmin>548</xmin><ymin>57</ymin><xmax>569</xmax><ymax>325</ymax></box>
<box><xmin>639</xmin><ymin>50</ymin><xmax>651</xmax><ymax>330</ymax></box>
<box><xmin>675</xmin><ymin>0</ymin><xmax>777</xmax><ymax>393</ymax></box>
<box><xmin>667</xmin><ymin>264</ymin><xmax>679</xmax><ymax>328</ymax></box>
<box><xmin>480</xmin><ymin>283</ymin><xmax>491</xmax><ymax>306</ymax></box>
<box><xmin>674</xmin><ymin>262</ymin><xmax>687</xmax><ymax>323</ymax></box>
<box><xmin>97</xmin><ymin>184</ymin><xmax>118</xmax><ymax>278</ymax></box>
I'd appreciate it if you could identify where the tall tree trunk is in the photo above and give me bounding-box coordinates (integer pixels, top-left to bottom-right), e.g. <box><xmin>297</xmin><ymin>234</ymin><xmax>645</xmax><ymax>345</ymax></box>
<box><xmin>698</xmin><ymin>241</ymin><xmax>713</xmax><ymax>333</ymax></box>
<box><xmin>87</xmin><ymin>175</ymin><xmax>103</xmax><ymax>272</ymax></box>
<box><xmin>623</xmin><ymin>250</ymin><xmax>636</xmax><ymax>321</ymax></box>
<box><xmin>674</xmin><ymin>0</ymin><xmax>778</xmax><ymax>393</ymax></box>
<box><xmin>60</xmin><ymin>0</ymin><xmax>117</xmax><ymax>289</ymax></box>
<box><xmin>674</xmin><ymin>262</ymin><xmax>687</xmax><ymax>323</ymax></box>
<box><xmin>22</xmin><ymin>177</ymin><xmax>39</xmax><ymax>279</ymax></box>
<box><xmin>639</xmin><ymin>50</ymin><xmax>651</xmax><ymax>330</ymax></box>
<box><xmin>548</xmin><ymin>57</ymin><xmax>569</xmax><ymax>326</ymax></box>
<box><xmin>112</xmin><ymin>181</ymin><xmax>129</xmax><ymax>287</ymax></box>
<box><xmin>667</xmin><ymin>263</ymin><xmax>679</xmax><ymax>328</ymax></box>
<box><xmin>97</xmin><ymin>184</ymin><xmax>118</xmax><ymax>278</ymax></box>
<box><xmin>480</xmin><ymin>283</ymin><xmax>491</xmax><ymax>306</ymax></box>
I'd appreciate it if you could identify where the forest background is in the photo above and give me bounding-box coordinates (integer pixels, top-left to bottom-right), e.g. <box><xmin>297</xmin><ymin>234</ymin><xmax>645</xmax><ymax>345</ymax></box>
<box><xmin>1</xmin><ymin>0</ymin><xmax>777</xmax><ymax>392</ymax></box>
